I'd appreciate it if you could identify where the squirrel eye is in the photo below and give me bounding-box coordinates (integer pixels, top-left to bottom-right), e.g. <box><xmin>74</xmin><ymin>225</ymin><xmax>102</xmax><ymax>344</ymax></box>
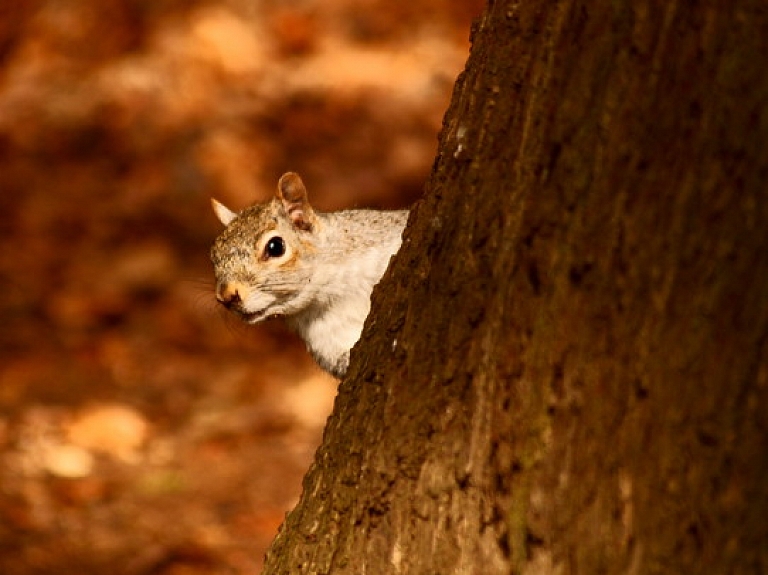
<box><xmin>265</xmin><ymin>236</ymin><xmax>286</xmax><ymax>258</ymax></box>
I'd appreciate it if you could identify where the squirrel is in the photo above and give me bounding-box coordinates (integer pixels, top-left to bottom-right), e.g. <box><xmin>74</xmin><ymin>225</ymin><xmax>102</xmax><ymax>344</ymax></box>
<box><xmin>210</xmin><ymin>172</ymin><xmax>408</xmax><ymax>378</ymax></box>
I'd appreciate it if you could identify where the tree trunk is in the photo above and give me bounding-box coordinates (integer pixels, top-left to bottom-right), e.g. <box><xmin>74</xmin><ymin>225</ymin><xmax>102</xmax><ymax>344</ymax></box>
<box><xmin>262</xmin><ymin>1</ymin><xmax>768</xmax><ymax>573</ymax></box>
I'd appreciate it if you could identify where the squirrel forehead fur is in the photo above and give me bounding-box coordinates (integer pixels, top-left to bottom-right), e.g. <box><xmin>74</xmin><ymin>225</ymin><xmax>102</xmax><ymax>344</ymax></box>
<box><xmin>211</xmin><ymin>199</ymin><xmax>306</xmax><ymax>273</ymax></box>
<box><xmin>211</xmin><ymin>199</ymin><xmax>405</xmax><ymax>271</ymax></box>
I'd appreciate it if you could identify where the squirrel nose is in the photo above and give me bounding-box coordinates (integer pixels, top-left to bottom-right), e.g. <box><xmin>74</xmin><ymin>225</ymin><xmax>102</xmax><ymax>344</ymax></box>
<box><xmin>216</xmin><ymin>282</ymin><xmax>243</xmax><ymax>308</ymax></box>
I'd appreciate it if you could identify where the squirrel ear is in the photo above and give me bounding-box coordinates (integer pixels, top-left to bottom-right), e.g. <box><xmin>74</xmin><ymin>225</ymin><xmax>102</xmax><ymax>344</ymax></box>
<box><xmin>211</xmin><ymin>198</ymin><xmax>238</xmax><ymax>226</ymax></box>
<box><xmin>277</xmin><ymin>172</ymin><xmax>316</xmax><ymax>231</ymax></box>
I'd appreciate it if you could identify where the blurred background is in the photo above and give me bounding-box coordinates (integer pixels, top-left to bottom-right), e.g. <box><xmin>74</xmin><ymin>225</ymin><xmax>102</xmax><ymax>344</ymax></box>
<box><xmin>0</xmin><ymin>0</ymin><xmax>482</xmax><ymax>573</ymax></box>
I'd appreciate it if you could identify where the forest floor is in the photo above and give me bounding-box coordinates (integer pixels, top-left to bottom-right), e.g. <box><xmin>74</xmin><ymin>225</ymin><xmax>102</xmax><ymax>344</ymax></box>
<box><xmin>0</xmin><ymin>1</ymin><xmax>481</xmax><ymax>573</ymax></box>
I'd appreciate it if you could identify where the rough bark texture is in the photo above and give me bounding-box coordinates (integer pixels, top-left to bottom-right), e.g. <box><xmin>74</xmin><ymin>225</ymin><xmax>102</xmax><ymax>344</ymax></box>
<box><xmin>262</xmin><ymin>1</ymin><xmax>768</xmax><ymax>574</ymax></box>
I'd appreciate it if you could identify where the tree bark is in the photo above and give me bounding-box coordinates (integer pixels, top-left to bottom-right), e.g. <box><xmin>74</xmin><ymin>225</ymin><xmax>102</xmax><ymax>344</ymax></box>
<box><xmin>262</xmin><ymin>1</ymin><xmax>768</xmax><ymax>574</ymax></box>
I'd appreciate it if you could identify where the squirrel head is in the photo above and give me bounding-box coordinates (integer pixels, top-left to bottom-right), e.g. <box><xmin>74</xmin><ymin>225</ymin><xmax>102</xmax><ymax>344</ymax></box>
<box><xmin>209</xmin><ymin>172</ymin><xmax>321</xmax><ymax>323</ymax></box>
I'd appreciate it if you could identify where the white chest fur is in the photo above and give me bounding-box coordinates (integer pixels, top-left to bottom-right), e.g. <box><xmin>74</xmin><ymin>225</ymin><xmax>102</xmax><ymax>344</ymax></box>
<box><xmin>286</xmin><ymin>241</ymin><xmax>402</xmax><ymax>377</ymax></box>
